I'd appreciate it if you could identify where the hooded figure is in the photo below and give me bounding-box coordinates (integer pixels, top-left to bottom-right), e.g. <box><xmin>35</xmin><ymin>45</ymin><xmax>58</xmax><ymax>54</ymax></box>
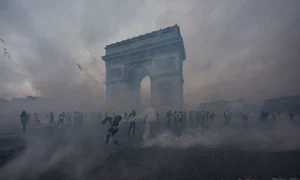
<box><xmin>20</xmin><ymin>111</ymin><xmax>29</xmax><ymax>132</ymax></box>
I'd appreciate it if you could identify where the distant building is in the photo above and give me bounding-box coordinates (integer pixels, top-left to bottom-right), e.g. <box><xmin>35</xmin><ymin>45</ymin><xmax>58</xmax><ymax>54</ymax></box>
<box><xmin>199</xmin><ymin>99</ymin><xmax>258</xmax><ymax>113</ymax></box>
<box><xmin>26</xmin><ymin>96</ymin><xmax>39</xmax><ymax>100</ymax></box>
<box><xmin>0</xmin><ymin>99</ymin><xmax>8</xmax><ymax>106</ymax></box>
<box><xmin>0</xmin><ymin>98</ymin><xmax>8</xmax><ymax>103</ymax></box>
<box><xmin>262</xmin><ymin>95</ymin><xmax>300</xmax><ymax>113</ymax></box>
<box><xmin>11</xmin><ymin>96</ymin><xmax>39</xmax><ymax>103</ymax></box>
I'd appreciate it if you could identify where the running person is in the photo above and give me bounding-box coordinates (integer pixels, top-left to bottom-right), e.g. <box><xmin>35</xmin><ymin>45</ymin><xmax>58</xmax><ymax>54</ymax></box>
<box><xmin>102</xmin><ymin>115</ymin><xmax>122</xmax><ymax>158</ymax></box>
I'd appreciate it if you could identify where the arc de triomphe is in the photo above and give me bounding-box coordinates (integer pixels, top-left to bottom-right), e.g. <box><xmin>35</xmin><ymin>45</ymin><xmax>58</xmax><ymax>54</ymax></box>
<box><xmin>102</xmin><ymin>25</ymin><xmax>186</xmax><ymax>111</ymax></box>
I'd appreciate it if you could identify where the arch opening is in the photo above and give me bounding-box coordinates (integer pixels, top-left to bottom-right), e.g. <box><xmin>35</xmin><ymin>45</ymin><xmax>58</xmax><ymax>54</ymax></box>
<box><xmin>140</xmin><ymin>76</ymin><xmax>150</xmax><ymax>105</ymax></box>
<box><xmin>127</xmin><ymin>65</ymin><xmax>151</xmax><ymax>108</ymax></box>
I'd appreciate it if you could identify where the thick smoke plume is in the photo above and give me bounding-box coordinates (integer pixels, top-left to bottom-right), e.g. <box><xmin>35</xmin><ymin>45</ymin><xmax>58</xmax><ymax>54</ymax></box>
<box><xmin>1</xmin><ymin>0</ymin><xmax>300</xmax><ymax>107</ymax></box>
<box><xmin>1</xmin><ymin>113</ymin><xmax>300</xmax><ymax>179</ymax></box>
<box><xmin>1</xmin><ymin>1</ymin><xmax>300</xmax><ymax>178</ymax></box>
<box><xmin>140</xmin><ymin>108</ymin><xmax>300</xmax><ymax>152</ymax></box>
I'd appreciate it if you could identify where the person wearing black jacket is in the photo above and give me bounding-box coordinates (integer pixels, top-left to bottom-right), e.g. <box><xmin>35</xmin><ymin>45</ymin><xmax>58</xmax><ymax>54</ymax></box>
<box><xmin>20</xmin><ymin>111</ymin><xmax>29</xmax><ymax>132</ymax></box>
<box><xmin>127</xmin><ymin>110</ymin><xmax>136</xmax><ymax>139</ymax></box>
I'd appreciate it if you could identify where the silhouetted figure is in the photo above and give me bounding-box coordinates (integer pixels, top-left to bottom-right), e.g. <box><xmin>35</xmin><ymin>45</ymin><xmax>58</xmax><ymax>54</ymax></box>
<box><xmin>49</xmin><ymin>112</ymin><xmax>55</xmax><ymax>128</ymax></box>
<box><xmin>173</xmin><ymin>111</ymin><xmax>178</xmax><ymax>127</ymax></box>
<box><xmin>57</xmin><ymin>111</ymin><xmax>65</xmax><ymax>127</ymax></box>
<box><xmin>260</xmin><ymin>111</ymin><xmax>269</xmax><ymax>121</ymax></box>
<box><xmin>98</xmin><ymin>112</ymin><xmax>102</xmax><ymax>123</ymax></box>
<box><xmin>271</xmin><ymin>110</ymin><xmax>277</xmax><ymax>122</ymax></box>
<box><xmin>189</xmin><ymin>111</ymin><xmax>194</xmax><ymax>124</ymax></box>
<box><xmin>289</xmin><ymin>110</ymin><xmax>294</xmax><ymax>120</ymax></box>
<box><xmin>166</xmin><ymin>110</ymin><xmax>172</xmax><ymax>129</ymax></box>
<box><xmin>224</xmin><ymin>110</ymin><xmax>230</xmax><ymax>124</ymax></box>
<box><xmin>209</xmin><ymin>111</ymin><xmax>214</xmax><ymax>121</ymax></box>
<box><xmin>127</xmin><ymin>110</ymin><xmax>136</xmax><ymax>139</ymax></box>
<box><xmin>156</xmin><ymin>111</ymin><xmax>160</xmax><ymax>124</ymax></box>
<box><xmin>20</xmin><ymin>111</ymin><xmax>29</xmax><ymax>132</ymax></box>
<box><xmin>34</xmin><ymin>112</ymin><xmax>40</xmax><ymax>127</ymax></box>
<box><xmin>124</xmin><ymin>112</ymin><xmax>127</xmax><ymax>120</ymax></box>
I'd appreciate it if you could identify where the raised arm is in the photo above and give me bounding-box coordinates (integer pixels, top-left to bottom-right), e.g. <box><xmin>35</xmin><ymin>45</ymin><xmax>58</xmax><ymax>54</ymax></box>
<box><xmin>127</xmin><ymin>113</ymin><xmax>132</xmax><ymax>121</ymax></box>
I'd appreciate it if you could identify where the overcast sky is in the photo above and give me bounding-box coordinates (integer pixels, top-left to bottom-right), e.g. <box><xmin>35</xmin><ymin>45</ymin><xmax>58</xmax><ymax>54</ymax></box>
<box><xmin>1</xmin><ymin>0</ymin><xmax>300</xmax><ymax>105</ymax></box>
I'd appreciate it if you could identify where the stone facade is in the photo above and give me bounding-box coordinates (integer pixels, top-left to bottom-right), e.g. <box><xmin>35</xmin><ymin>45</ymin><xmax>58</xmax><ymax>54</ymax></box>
<box><xmin>102</xmin><ymin>25</ymin><xmax>186</xmax><ymax>111</ymax></box>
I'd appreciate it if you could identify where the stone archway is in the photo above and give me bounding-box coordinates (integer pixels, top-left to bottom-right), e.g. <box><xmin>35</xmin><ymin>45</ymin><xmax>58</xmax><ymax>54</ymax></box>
<box><xmin>127</xmin><ymin>65</ymin><xmax>151</xmax><ymax>107</ymax></box>
<box><xmin>158</xmin><ymin>80</ymin><xmax>173</xmax><ymax>105</ymax></box>
<box><xmin>102</xmin><ymin>25</ymin><xmax>186</xmax><ymax>111</ymax></box>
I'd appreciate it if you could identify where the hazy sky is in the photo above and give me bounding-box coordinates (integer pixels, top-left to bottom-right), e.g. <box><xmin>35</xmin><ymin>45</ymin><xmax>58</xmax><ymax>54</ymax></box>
<box><xmin>1</xmin><ymin>0</ymin><xmax>300</xmax><ymax>106</ymax></box>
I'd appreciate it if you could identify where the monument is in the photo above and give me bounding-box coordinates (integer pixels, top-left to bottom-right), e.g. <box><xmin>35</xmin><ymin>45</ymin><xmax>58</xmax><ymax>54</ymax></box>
<box><xmin>102</xmin><ymin>25</ymin><xmax>186</xmax><ymax>111</ymax></box>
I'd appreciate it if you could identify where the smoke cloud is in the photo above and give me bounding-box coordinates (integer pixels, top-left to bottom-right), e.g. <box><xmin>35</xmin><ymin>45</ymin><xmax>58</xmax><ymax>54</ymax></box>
<box><xmin>1</xmin><ymin>114</ymin><xmax>300</xmax><ymax>179</ymax></box>
<box><xmin>1</xmin><ymin>0</ymin><xmax>300</xmax><ymax>106</ymax></box>
<box><xmin>139</xmin><ymin>108</ymin><xmax>300</xmax><ymax>152</ymax></box>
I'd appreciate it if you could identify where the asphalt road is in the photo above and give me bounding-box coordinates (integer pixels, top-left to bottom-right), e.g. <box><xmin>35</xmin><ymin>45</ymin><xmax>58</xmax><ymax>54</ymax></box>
<box><xmin>0</xmin><ymin>120</ymin><xmax>300</xmax><ymax>180</ymax></box>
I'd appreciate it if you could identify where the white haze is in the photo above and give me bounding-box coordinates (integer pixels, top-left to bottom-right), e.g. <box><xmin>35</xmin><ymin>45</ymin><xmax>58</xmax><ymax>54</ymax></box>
<box><xmin>1</xmin><ymin>109</ymin><xmax>300</xmax><ymax>179</ymax></box>
<box><xmin>0</xmin><ymin>0</ymin><xmax>300</xmax><ymax>107</ymax></box>
<box><xmin>135</xmin><ymin>108</ymin><xmax>300</xmax><ymax>152</ymax></box>
<box><xmin>142</xmin><ymin>118</ymin><xmax>300</xmax><ymax>152</ymax></box>
<box><xmin>1</xmin><ymin>1</ymin><xmax>300</xmax><ymax>178</ymax></box>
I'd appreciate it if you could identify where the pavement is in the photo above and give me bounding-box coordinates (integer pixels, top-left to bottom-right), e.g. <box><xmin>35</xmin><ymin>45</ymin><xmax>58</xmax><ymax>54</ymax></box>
<box><xmin>0</xmin><ymin>120</ymin><xmax>299</xmax><ymax>180</ymax></box>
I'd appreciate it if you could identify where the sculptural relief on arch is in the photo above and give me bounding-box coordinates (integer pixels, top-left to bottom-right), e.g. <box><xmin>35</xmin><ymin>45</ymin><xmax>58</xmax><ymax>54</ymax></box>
<box><xmin>102</xmin><ymin>25</ymin><xmax>186</xmax><ymax>111</ymax></box>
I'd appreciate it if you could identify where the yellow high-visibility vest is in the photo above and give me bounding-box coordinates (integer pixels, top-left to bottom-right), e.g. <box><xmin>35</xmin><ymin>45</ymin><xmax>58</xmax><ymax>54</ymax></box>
<box><xmin>109</xmin><ymin>117</ymin><xmax>120</xmax><ymax>130</ymax></box>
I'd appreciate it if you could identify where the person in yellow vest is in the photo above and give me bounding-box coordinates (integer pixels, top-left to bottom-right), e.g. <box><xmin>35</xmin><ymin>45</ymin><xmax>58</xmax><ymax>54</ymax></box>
<box><xmin>127</xmin><ymin>110</ymin><xmax>136</xmax><ymax>139</ymax></box>
<box><xmin>209</xmin><ymin>110</ymin><xmax>214</xmax><ymax>121</ymax></box>
<box><xmin>224</xmin><ymin>110</ymin><xmax>230</xmax><ymax>124</ymax></box>
<box><xmin>102</xmin><ymin>115</ymin><xmax>122</xmax><ymax>159</ymax></box>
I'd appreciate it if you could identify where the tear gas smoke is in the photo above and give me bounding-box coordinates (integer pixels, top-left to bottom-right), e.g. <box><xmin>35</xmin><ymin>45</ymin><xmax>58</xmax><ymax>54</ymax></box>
<box><xmin>1</xmin><ymin>0</ymin><xmax>300</xmax><ymax>179</ymax></box>
<box><xmin>1</xmin><ymin>116</ymin><xmax>300</xmax><ymax>180</ymax></box>
<box><xmin>136</xmin><ymin>107</ymin><xmax>157</xmax><ymax>142</ymax></box>
<box><xmin>1</xmin><ymin>0</ymin><xmax>300</xmax><ymax>106</ymax></box>
<box><xmin>136</xmin><ymin>107</ymin><xmax>157</xmax><ymax>123</ymax></box>
<box><xmin>141</xmin><ymin>118</ymin><xmax>300</xmax><ymax>152</ymax></box>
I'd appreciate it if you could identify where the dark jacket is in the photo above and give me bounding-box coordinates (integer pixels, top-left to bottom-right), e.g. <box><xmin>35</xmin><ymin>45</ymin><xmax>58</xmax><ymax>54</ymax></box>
<box><xmin>20</xmin><ymin>111</ymin><xmax>29</xmax><ymax>123</ymax></box>
<box><xmin>50</xmin><ymin>112</ymin><xmax>54</xmax><ymax>121</ymax></box>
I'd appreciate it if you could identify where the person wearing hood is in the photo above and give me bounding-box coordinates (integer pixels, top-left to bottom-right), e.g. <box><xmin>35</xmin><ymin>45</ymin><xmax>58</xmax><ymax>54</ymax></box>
<box><xmin>20</xmin><ymin>111</ymin><xmax>29</xmax><ymax>132</ymax></box>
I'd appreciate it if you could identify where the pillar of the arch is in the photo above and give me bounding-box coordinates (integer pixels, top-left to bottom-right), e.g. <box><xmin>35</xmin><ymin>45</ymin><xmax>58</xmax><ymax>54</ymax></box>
<box><xmin>150</xmin><ymin>75</ymin><xmax>183</xmax><ymax>111</ymax></box>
